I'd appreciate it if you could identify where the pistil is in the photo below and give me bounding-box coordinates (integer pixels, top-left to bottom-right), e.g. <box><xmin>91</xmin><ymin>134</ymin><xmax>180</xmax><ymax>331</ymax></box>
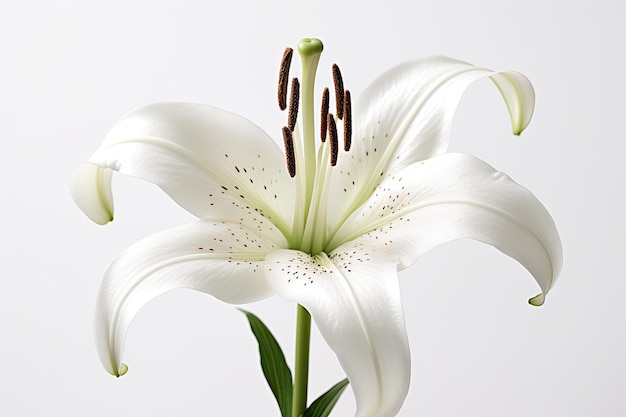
<box><xmin>296</xmin><ymin>38</ymin><xmax>324</xmax><ymax>246</ymax></box>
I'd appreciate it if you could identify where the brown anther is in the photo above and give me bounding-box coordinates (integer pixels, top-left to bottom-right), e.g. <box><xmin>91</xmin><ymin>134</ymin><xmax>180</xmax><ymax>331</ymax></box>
<box><xmin>288</xmin><ymin>77</ymin><xmax>300</xmax><ymax>131</ymax></box>
<box><xmin>332</xmin><ymin>64</ymin><xmax>345</xmax><ymax>120</ymax></box>
<box><xmin>282</xmin><ymin>126</ymin><xmax>296</xmax><ymax>177</ymax></box>
<box><xmin>320</xmin><ymin>87</ymin><xmax>329</xmax><ymax>142</ymax></box>
<box><xmin>278</xmin><ymin>48</ymin><xmax>293</xmax><ymax>111</ymax></box>
<box><xmin>328</xmin><ymin>114</ymin><xmax>338</xmax><ymax>166</ymax></box>
<box><xmin>343</xmin><ymin>90</ymin><xmax>352</xmax><ymax>151</ymax></box>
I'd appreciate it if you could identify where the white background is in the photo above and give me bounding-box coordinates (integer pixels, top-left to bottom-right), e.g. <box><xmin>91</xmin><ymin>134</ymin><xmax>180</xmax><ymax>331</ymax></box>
<box><xmin>1</xmin><ymin>0</ymin><xmax>624</xmax><ymax>416</ymax></box>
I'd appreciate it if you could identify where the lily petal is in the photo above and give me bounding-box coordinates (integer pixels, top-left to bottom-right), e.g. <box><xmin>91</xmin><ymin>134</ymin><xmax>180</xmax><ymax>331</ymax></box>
<box><xmin>265</xmin><ymin>245</ymin><xmax>409</xmax><ymax>417</ymax></box>
<box><xmin>95</xmin><ymin>219</ymin><xmax>286</xmax><ymax>376</ymax></box>
<box><xmin>70</xmin><ymin>163</ymin><xmax>114</xmax><ymax>225</ymax></box>
<box><xmin>330</xmin><ymin>153</ymin><xmax>562</xmax><ymax>302</ymax></box>
<box><xmin>72</xmin><ymin>102</ymin><xmax>295</xmax><ymax>233</ymax></box>
<box><xmin>326</xmin><ymin>57</ymin><xmax>534</xmax><ymax>232</ymax></box>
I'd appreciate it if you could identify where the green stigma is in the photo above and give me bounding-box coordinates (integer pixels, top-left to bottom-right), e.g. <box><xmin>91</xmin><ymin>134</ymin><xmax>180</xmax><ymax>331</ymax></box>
<box><xmin>298</xmin><ymin>38</ymin><xmax>324</xmax><ymax>57</ymax></box>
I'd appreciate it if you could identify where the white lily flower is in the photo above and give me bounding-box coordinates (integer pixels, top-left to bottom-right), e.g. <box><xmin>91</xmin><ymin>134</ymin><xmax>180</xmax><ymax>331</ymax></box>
<box><xmin>71</xmin><ymin>39</ymin><xmax>561</xmax><ymax>417</ymax></box>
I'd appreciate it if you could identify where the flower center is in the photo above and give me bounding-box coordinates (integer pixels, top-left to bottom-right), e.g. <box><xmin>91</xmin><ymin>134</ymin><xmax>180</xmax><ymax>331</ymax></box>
<box><xmin>276</xmin><ymin>38</ymin><xmax>353</xmax><ymax>254</ymax></box>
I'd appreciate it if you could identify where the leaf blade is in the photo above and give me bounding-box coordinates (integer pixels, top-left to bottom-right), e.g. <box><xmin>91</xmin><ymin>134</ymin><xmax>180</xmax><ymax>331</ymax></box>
<box><xmin>302</xmin><ymin>378</ymin><xmax>350</xmax><ymax>417</ymax></box>
<box><xmin>241</xmin><ymin>310</ymin><xmax>293</xmax><ymax>417</ymax></box>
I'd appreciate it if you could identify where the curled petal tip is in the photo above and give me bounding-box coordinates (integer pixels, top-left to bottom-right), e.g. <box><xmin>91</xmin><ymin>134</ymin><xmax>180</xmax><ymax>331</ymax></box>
<box><xmin>512</xmin><ymin>119</ymin><xmax>529</xmax><ymax>136</ymax></box>
<box><xmin>70</xmin><ymin>163</ymin><xmax>114</xmax><ymax>225</ymax></box>
<box><xmin>489</xmin><ymin>71</ymin><xmax>535</xmax><ymax>137</ymax></box>
<box><xmin>513</xmin><ymin>125</ymin><xmax>527</xmax><ymax>136</ymax></box>
<box><xmin>114</xmin><ymin>363</ymin><xmax>129</xmax><ymax>378</ymax></box>
<box><xmin>528</xmin><ymin>293</ymin><xmax>545</xmax><ymax>306</ymax></box>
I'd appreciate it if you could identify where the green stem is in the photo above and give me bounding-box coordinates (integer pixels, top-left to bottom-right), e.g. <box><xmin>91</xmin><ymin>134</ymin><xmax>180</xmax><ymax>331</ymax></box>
<box><xmin>292</xmin><ymin>39</ymin><xmax>322</xmax><ymax>416</ymax></box>
<box><xmin>292</xmin><ymin>304</ymin><xmax>312</xmax><ymax>417</ymax></box>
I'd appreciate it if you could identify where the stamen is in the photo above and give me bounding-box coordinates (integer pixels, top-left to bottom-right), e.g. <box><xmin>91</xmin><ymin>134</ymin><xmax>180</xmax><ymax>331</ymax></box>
<box><xmin>288</xmin><ymin>77</ymin><xmax>300</xmax><ymax>131</ymax></box>
<box><xmin>343</xmin><ymin>90</ymin><xmax>352</xmax><ymax>151</ymax></box>
<box><xmin>332</xmin><ymin>64</ymin><xmax>345</xmax><ymax>120</ymax></box>
<box><xmin>320</xmin><ymin>87</ymin><xmax>329</xmax><ymax>142</ymax></box>
<box><xmin>282</xmin><ymin>126</ymin><xmax>296</xmax><ymax>177</ymax></box>
<box><xmin>277</xmin><ymin>48</ymin><xmax>293</xmax><ymax>111</ymax></box>
<box><xmin>328</xmin><ymin>114</ymin><xmax>338</xmax><ymax>166</ymax></box>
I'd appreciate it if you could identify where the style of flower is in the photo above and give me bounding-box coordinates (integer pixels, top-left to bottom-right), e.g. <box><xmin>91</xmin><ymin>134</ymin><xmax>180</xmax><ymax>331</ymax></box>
<box><xmin>71</xmin><ymin>38</ymin><xmax>561</xmax><ymax>417</ymax></box>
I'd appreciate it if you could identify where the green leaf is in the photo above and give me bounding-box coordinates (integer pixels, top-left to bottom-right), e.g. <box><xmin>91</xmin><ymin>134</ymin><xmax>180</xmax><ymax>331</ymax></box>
<box><xmin>302</xmin><ymin>378</ymin><xmax>350</xmax><ymax>417</ymax></box>
<box><xmin>241</xmin><ymin>310</ymin><xmax>293</xmax><ymax>417</ymax></box>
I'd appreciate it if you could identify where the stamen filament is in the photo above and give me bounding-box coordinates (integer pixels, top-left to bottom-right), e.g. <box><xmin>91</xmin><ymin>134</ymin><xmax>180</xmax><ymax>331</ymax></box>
<box><xmin>278</xmin><ymin>48</ymin><xmax>293</xmax><ymax>111</ymax></box>
<box><xmin>343</xmin><ymin>89</ymin><xmax>352</xmax><ymax>151</ymax></box>
<box><xmin>332</xmin><ymin>64</ymin><xmax>345</xmax><ymax>120</ymax></box>
<box><xmin>290</xmin><ymin>128</ymin><xmax>307</xmax><ymax>247</ymax></box>
<box><xmin>310</xmin><ymin>143</ymin><xmax>333</xmax><ymax>255</ymax></box>
<box><xmin>300</xmin><ymin>142</ymin><xmax>330</xmax><ymax>253</ymax></box>
<box><xmin>288</xmin><ymin>77</ymin><xmax>300</xmax><ymax>132</ymax></box>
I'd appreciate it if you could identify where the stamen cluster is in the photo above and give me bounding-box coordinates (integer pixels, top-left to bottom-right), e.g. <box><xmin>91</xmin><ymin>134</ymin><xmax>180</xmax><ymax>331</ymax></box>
<box><xmin>277</xmin><ymin>46</ymin><xmax>353</xmax><ymax>177</ymax></box>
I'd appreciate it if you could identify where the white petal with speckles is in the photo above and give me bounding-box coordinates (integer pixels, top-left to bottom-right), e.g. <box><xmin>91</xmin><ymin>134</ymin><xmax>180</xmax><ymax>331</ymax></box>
<box><xmin>71</xmin><ymin>103</ymin><xmax>295</xmax><ymax>234</ymax></box>
<box><xmin>330</xmin><ymin>153</ymin><xmax>562</xmax><ymax>302</ymax></box>
<box><xmin>325</xmin><ymin>56</ymin><xmax>534</xmax><ymax>233</ymax></box>
<box><xmin>265</xmin><ymin>244</ymin><xmax>409</xmax><ymax>417</ymax></box>
<box><xmin>95</xmin><ymin>219</ymin><xmax>285</xmax><ymax>376</ymax></box>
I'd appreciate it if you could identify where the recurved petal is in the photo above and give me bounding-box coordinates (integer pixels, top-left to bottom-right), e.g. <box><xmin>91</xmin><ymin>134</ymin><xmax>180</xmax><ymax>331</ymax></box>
<box><xmin>265</xmin><ymin>245</ymin><xmax>410</xmax><ymax>417</ymax></box>
<box><xmin>355</xmin><ymin>56</ymin><xmax>535</xmax><ymax>164</ymax></box>
<box><xmin>330</xmin><ymin>153</ymin><xmax>562</xmax><ymax>303</ymax></box>
<box><xmin>70</xmin><ymin>163</ymin><xmax>114</xmax><ymax>225</ymax></box>
<box><xmin>78</xmin><ymin>102</ymin><xmax>295</xmax><ymax>232</ymax></box>
<box><xmin>95</xmin><ymin>220</ymin><xmax>285</xmax><ymax>376</ymax></box>
<box><xmin>326</xmin><ymin>57</ymin><xmax>535</xmax><ymax>232</ymax></box>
